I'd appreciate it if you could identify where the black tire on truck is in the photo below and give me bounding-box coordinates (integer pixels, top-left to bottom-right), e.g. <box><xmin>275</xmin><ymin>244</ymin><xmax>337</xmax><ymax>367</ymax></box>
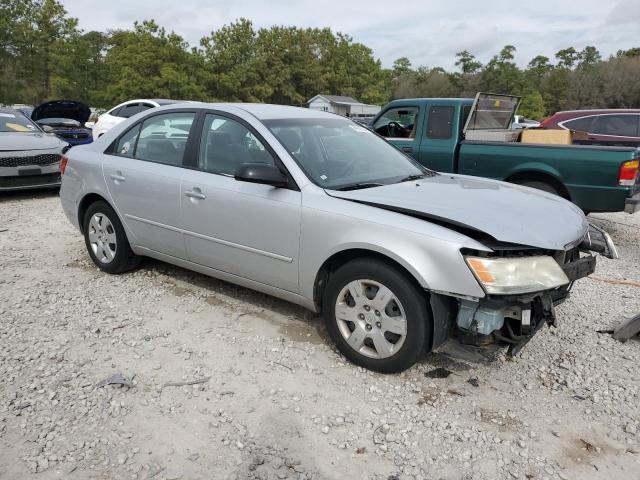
<box><xmin>514</xmin><ymin>179</ymin><xmax>562</xmax><ymax>197</ymax></box>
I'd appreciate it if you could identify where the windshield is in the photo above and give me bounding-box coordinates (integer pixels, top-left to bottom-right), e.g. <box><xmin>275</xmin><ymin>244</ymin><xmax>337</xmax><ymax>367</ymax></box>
<box><xmin>0</xmin><ymin>112</ymin><xmax>40</xmax><ymax>133</ymax></box>
<box><xmin>264</xmin><ymin>117</ymin><xmax>432</xmax><ymax>189</ymax></box>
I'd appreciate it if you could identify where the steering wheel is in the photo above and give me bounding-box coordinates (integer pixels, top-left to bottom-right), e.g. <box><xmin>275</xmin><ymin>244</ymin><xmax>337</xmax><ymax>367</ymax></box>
<box><xmin>387</xmin><ymin>121</ymin><xmax>403</xmax><ymax>137</ymax></box>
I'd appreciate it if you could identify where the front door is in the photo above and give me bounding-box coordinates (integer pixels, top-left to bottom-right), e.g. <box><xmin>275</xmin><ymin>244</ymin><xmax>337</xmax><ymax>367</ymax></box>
<box><xmin>102</xmin><ymin>111</ymin><xmax>196</xmax><ymax>259</ymax></box>
<box><xmin>180</xmin><ymin>113</ymin><xmax>301</xmax><ymax>293</ymax></box>
<box><xmin>372</xmin><ymin>105</ymin><xmax>420</xmax><ymax>160</ymax></box>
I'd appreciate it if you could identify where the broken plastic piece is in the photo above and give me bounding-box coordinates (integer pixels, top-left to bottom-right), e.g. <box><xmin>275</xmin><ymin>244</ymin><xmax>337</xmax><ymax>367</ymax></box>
<box><xmin>612</xmin><ymin>313</ymin><xmax>640</xmax><ymax>342</ymax></box>
<box><xmin>95</xmin><ymin>373</ymin><xmax>132</xmax><ymax>388</ymax></box>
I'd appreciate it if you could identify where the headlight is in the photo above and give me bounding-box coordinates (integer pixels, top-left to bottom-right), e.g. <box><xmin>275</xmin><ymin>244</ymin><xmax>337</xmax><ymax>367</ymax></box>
<box><xmin>465</xmin><ymin>255</ymin><xmax>569</xmax><ymax>295</ymax></box>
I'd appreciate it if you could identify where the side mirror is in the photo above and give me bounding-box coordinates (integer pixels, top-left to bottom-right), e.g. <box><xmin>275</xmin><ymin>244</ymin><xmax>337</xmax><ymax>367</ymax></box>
<box><xmin>235</xmin><ymin>163</ymin><xmax>288</xmax><ymax>188</ymax></box>
<box><xmin>41</xmin><ymin>125</ymin><xmax>54</xmax><ymax>133</ymax></box>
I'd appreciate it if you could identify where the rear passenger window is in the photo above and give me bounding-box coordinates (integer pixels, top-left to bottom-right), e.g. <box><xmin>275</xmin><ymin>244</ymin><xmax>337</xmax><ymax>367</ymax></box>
<box><xmin>198</xmin><ymin>114</ymin><xmax>274</xmax><ymax>176</ymax></box>
<box><xmin>563</xmin><ymin>116</ymin><xmax>595</xmax><ymax>132</ymax></box>
<box><xmin>118</xmin><ymin>104</ymin><xmax>142</xmax><ymax>119</ymax></box>
<box><xmin>592</xmin><ymin>115</ymin><xmax>639</xmax><ymax>137</ymax></box>
<box><xmin>115</xmin><ymin>124</ymin><xmax>140</xmax><ymax>157</ymax></box>
<box><xmin>427</xmin><ymin>106</ymin><xmax>454</xmax><ymax>139</ymax></box>
<box><xmin>134</xmin><ymin>112</ymin><xmax>195</xmax><ymax>166</ymax></box>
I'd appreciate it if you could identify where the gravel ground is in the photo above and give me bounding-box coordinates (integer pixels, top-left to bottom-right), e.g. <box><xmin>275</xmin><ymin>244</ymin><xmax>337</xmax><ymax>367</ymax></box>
<box><xmin>0</xmin><ymin>190</ymin><xmax>639</xmax><ymax>480</ymax></box>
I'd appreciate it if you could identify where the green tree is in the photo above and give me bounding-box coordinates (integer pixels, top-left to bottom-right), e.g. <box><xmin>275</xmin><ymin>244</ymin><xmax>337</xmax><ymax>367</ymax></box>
<box><xmin>455</xmin><ymin>50</ymin><xmax>482</xmax><ymax>74</ymax></box>
<box><xmin>392</xmin><ymin>57</ymin><xmax>412</xmax><ymax>76</ymax></box>
<box><xmin>578</xmin><ymin>46</ymin><xmax>601</xmax><ymax>68</ymax></box>
<box><xmin>518</xmin><ymin>90</ymin><xmax>545</xmax><ymax>119</ymax></box>
<box><xmin>101</xmin><ymin>20</ymin><xmax>204</xmax><ymax>106</ymax></box>
<box><xmin>555</xmin><ymin>47</ymin><xmax>579</xmax><ymax>69</ymax></box>
<box><xmin>480</xmin><ymin>45</ymin><xmax>523</xmax><ymax>94</ymax></box>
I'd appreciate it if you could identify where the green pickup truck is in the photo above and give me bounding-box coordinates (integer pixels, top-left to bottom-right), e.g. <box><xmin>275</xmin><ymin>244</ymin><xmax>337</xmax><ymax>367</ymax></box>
<box><xmin>371</xmin><ymin>93</ymin><xmax>640</xmax><ymax>213</ymax></box>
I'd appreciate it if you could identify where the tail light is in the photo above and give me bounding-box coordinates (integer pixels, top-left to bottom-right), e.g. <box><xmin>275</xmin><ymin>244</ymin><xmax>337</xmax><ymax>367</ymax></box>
<box><xmin>619</xmin><ymin>159</ymin><xmax>639</xmax><ymax>186</ymax></box>
<box><xmin>60</xmin><ymin>155</ymin><xmax>68</xmax><ymax>175</ymax></box>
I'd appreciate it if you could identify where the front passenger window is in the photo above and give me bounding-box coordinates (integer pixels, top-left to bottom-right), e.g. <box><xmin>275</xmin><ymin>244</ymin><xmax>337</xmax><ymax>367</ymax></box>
<box><xmin>198</xmin><ymin>114</ymin><xmax>275</xmax><ymax>176</ymax></box>
<box><xmin>135</xmin><ymin>112</ymin><xmax>195</xmax><ymax>166</ymax></box>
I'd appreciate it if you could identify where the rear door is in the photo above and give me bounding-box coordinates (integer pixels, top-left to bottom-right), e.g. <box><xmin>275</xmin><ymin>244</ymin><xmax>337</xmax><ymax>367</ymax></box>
<box><xmin>180</xmin><ymin>111</ymin><xmax>301</xmax><ymax>293</ymax></box>
<box><xmin>417</xmin><ymin>104</ymin><xmax>459</xmax><ymax>172</ymax></box>
<box><xmin>102</xmin><ymin>110</ymin><xmax>197</xmax><ymax>259</ymax></box>
<box><xmin>372</xmin><ymin>105</ymin><xmax>421</xmax><ymax>159</ymax></box>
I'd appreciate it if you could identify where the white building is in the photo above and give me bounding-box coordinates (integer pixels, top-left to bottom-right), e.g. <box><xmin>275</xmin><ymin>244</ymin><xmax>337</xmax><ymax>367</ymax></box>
<box><xmin>307</xmin><ymin>95</ymin><xmax>381</xmax><ymax>118</ymax></box>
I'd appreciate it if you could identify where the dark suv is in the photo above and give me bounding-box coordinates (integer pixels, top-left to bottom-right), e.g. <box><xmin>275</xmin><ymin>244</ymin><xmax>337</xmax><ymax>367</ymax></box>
<box><xmin>540</xmin><ymin>109</ymin><xmax>640</xmax><ymax>147</ymax></box>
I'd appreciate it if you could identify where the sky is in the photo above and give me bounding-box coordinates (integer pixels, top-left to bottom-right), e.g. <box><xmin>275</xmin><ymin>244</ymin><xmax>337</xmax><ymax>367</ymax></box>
<box><xmin>60</xmin><ymin>0</ymin><xmax>640</xmax><ymax>70</ymax></box>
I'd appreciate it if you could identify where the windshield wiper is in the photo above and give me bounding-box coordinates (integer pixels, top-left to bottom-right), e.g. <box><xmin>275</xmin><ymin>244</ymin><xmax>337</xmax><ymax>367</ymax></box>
<box><xmin>397</xmin><ymin>174</ymin><xmax>426</xmax><ymax>183</ymax></box>
<box><xmin>334</xmin><ymin>182</ymin><xmax>385</xmax><ymax>191</ymax></box>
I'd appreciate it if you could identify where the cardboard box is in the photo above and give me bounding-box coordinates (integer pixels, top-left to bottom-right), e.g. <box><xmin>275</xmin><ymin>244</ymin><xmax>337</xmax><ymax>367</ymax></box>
<box><xmin>520</xmin><ymin>128</ymin><xmax>572</xmax><ymax>145</ymax></box>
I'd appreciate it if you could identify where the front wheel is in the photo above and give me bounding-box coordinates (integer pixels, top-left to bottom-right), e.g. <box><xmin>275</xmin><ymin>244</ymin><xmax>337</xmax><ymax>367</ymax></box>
<box><xmin>322</xmin><ymin>258</ymin><xmax>432</xmax><ymax>373</ymax></box>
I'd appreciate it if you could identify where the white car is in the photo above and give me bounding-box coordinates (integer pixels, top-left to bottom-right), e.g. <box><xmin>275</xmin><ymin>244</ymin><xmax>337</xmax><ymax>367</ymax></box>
<box><xmin>91</xmin><ymin>99</ymin><xmax>181</xmax><ymax>138</ymax></box>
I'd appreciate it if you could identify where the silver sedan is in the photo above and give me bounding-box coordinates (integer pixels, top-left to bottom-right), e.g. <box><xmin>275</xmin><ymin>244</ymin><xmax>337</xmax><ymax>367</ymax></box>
<box><xmin>59</xmin><ymin>103</ymin><xmax>613</xmax><ymax>372</ymax></box>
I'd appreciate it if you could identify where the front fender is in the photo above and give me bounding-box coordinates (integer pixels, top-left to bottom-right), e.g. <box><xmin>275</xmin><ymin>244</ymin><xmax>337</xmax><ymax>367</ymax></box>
<box><xmin>298</xmin><ymin>199</ymin><xmax>488</xmax><ymax>304</ymax></box>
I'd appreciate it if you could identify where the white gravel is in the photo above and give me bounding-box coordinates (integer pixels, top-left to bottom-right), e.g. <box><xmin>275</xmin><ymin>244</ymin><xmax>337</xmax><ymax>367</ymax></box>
<box><xmin>0</xmin><ymin>190</ymin><xmax>639</xmax><ymax>480</ymax></box>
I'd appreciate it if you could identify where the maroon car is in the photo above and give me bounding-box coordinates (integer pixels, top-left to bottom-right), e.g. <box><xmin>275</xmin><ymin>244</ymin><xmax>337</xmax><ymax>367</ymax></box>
<box><xmin>540</xmin><ymin>109</ymin><xmax>640</xmax><ymax>147</ymax></box>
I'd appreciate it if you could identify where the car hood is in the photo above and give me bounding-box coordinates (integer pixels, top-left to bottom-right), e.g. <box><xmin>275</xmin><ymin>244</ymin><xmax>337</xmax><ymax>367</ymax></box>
<box><xmin>0</xmin><ymin>132</ymin><xmax>66</xmax><ymax>152</ymax></box>
<box><xmin>327</xmin><ymin>174</ymin><xmax>588</xmax><ymax>251</ymax></box>
<box><xmin>32</xmin><ymin>100</ymin><xmax>90</xmax><ymax>123</ymax></box>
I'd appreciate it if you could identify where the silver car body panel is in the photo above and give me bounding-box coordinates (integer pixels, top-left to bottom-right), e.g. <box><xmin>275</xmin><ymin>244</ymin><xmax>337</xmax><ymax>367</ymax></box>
<box><xmin>60</xmin><ymin>102</ymin><xmax>590</xmax><ymax>312</ymax></box>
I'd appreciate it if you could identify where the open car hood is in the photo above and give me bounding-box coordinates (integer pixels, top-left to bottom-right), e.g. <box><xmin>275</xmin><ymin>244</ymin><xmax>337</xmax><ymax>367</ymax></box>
<box><xmin>32</xmin><ymin>100</ymin><xmax>90</xmax><ymax>124</ymax></box>
<box><xmin>327</xmin><ymin>174</ymin><xmax>588</xmax><ymax>251</ymax></box>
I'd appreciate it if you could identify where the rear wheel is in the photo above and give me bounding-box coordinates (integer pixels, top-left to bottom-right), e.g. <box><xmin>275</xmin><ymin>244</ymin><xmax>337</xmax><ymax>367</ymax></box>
<box><xmin>322</xmin><ymin>258</ymin><xmax>431</xmax><ymax>373</ymax></box>
<box><xmin>83</xmin><ymin>201</ymin><xmax>139</xmax><ymax>274</ymax></box>
<box><xmin>514</xmin><ymin>179</ymin><xmax>561</xmax><ymax>197</ymax></box>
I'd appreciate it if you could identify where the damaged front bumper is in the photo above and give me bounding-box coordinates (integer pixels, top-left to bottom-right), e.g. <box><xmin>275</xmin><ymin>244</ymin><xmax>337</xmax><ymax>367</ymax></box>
<box><xmin>455</xmin><ymin>288</ymin><xmax>572</xmax><ymax>355</ymax></box>
<box><xmin>453</xmin><ymin>222</ymin><xmax>615</xmax><ymax>355</ymax></box>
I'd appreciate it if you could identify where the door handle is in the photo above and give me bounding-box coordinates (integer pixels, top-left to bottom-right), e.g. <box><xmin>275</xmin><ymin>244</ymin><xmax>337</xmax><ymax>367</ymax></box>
<box><xmin>401</xmin><ymin>146</ymin><xmax>413</xmax><ymax>153</ymax></box>
<box><xmin>184</xmin><ymin>189</ymin><xmax>206</xmax><ymax>200</ymax></box>
<box><xmin>110</xmin><ymin>171</ymin><xmax>125</xmax><ymax>182</ymax></box>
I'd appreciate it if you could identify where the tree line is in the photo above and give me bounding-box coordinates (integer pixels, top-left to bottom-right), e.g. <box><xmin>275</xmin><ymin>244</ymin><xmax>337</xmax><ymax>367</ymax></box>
<box><xmin>2</xmin><ymin>0</ymin><xmax>639</xmax><ymax>119</ymax></box>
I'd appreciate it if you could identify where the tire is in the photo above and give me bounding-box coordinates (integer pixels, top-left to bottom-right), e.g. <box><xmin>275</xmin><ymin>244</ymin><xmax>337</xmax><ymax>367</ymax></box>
<box><xmin>322</xmin><ymin>258</ymin><xmax>432</xmax><ymax>373</ymax></box>
<box><xmin>515</xmin><ymin>179</ymin><xmax>561</xmax><ymax>197</ymax></box>
<box><xmin>83</xmin><ymin>200</ymin><xmax>139</xmax><ymax>274</ymax></box>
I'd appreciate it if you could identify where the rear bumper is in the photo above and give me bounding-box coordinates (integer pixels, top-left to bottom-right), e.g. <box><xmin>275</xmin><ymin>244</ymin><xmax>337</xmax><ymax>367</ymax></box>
<box><xmin>625</xmin><ymin>191</ymin><xmax>640</xmax><ymax>214</ymax></box>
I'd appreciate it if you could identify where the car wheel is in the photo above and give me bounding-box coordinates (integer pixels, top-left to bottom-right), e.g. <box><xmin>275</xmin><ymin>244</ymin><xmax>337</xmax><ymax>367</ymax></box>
<box><xmin>322</xmin><ymin>258</ymin><xmax>431</xmax><ymax>373</ymax></box>
<box><xmin>515</xmin><ymin>179</ymin><xmax>561</xmax><ymax>197</ymax></box>
<box><xmin>83</xmin><ymin>200</ymin><xmax>139</xmax><ymax>274</ymax></box>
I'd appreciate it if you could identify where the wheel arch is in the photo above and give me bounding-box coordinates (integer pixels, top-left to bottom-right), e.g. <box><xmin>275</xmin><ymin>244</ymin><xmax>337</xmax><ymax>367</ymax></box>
<box><xmin>312</xmin><ymin>247</ymin><xmax>429</xmax><ymax>312</ymax></box>
<box><xmin>506</xmin><ymin>167</ymin><xmax>571</xmax><ymax>199</ymax></box>
<box><xmin>77</xmin><ymin>192</ymin><xmax>113</xmax><ymax>233</ymax></box>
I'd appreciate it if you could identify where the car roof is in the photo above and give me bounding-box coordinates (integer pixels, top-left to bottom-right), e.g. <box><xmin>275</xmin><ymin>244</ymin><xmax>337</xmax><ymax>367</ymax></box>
<box><xmin>0</xmin><ymin>107</ymin><xmax>26</xmax><ymax>116</ymax></box>
<box><xmin>554</xmin><ymin>109</ymin><xmax>640</xmax><ymax>116</ymax></box>
<box><xmin>162</xmin><ymin>102</ymin><xmax>346</xmax><ymax>120</ymax></box>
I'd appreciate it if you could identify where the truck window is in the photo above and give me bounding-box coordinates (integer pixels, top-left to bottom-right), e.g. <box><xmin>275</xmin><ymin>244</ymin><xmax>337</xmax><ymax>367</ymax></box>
<box><xmin>427</xmin><ymin>106</ymin><xmax>454</xmax><ymax>139</ymax></box>
<box><xmin>461</xmin><ymin>105</ymin><xmax>472</xmax><ymax>131</ymax></box>
<box><xmin>373</xmin><ymin>107</ymin><xmax>418</xmax><ymax>139</ymax></box>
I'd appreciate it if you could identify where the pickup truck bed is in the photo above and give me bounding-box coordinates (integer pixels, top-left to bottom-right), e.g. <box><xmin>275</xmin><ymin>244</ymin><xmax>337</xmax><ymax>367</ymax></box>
<box><xmin>459</xmin><ymin>141</ymin><xmax>640</xmax><ymax>213</ymax></box>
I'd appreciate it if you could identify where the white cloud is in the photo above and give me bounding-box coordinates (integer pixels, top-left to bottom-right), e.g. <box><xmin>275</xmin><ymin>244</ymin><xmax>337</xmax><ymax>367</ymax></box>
<box><xmin>60</xmin><ymin>0</ymin><xmax>640</xmax><ymax>69</ymax></box>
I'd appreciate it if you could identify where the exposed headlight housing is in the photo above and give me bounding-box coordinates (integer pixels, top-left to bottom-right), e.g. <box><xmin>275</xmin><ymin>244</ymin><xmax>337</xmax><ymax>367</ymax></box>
<box><xmin>465</xmin><ymin>255</ymin><xmax>569</xmax><ymax>295</ymax></box>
